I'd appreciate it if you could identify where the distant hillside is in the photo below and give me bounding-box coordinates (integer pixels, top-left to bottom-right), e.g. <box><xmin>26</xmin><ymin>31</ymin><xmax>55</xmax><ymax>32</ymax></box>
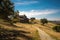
<box><xmin>49</xmin><ymin>21</ymin><xmax>60</xmax><ymax>25</ymax></box>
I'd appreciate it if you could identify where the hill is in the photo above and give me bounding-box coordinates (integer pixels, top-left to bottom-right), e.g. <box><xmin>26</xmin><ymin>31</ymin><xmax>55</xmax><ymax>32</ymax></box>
<box><xmin>49</xmin><ymin>21</ymin><xmax>60</xmax><ymax>25</ymax></box>
<box><xmin>0</xmin><ymin>19</ymin><xmax>40</xmax><ymax>40</ymax></box>
<box><xmin>0</xmin><ymin>19</ymin><xmax>60</xmax><ymax>40</ymax></box>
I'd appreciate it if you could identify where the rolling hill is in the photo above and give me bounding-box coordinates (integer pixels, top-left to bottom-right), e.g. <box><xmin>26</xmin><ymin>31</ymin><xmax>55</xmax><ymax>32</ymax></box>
<box><xmin>0</xmin><ymin>19</ymin><xmax>60</xmax><ymax>40</ymax></box>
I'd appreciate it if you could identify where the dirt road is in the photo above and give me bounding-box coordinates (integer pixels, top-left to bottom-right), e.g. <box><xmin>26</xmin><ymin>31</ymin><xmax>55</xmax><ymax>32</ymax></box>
<box><xmin>34</xmin><ymin>27</ymin><xmax>56</xmax><ymax>40</ymax></box>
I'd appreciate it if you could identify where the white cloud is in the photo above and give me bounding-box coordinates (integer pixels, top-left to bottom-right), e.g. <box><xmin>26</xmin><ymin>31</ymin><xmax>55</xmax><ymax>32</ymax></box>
<box><xmin>15</xmin><ymin>1</ymin><xmax>38</xmax><ymax>5</ymax></box>
<box><xmin>19</xmin><ymin>9</ymin><xmax>59</xmax><ymax>18</ymax></box>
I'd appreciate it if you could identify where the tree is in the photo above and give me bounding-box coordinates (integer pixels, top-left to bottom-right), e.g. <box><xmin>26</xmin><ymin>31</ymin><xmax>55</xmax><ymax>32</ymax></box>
<box><xmin>0</xmin><ymin>0</ymin><xmax>14</xmax><ymax>20</ymax></box>
<box><xmin>30</xmin><ymin>17</ymin><xmax>35</xmax><ymax>23</ymax></box>
<box><xmin>13</xmin><ymin>10</ymin><xmax>20</xmax><ymax>23</ymax></box>
<box><xmin>19</xmin><ymin>15</ymin><xmax>29</xmax><ymax>23</ymax></box>
<box><xmin>40</xmin><ymin>18</ymin><xmax>48</xmax><ymax>25</ymax></box>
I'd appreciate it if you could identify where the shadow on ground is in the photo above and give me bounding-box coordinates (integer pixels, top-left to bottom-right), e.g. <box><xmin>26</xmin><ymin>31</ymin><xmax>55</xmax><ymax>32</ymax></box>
<box><xmin>0</xmin><ymin>26</ymin><xmax>32</xmax><ymax>40</ymax></box>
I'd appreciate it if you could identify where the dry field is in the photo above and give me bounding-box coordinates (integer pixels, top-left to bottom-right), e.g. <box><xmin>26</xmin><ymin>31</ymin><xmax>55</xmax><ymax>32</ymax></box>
<box><xmin>0</xmin><ymin>20</ymin><xmax>40</xmax><ymax>40</ymax></box>
<box><xmin>0</xmin><ymin>19</ymin><xmax>60</xmax><ymax>40</ymax></box>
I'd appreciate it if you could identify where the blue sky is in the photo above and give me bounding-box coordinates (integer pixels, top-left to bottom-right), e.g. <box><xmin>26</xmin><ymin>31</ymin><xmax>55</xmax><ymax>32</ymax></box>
<box><xmin>11</xmin><ymin>0</ymin><xmax>60</xmax><ymax>21</ymax></box>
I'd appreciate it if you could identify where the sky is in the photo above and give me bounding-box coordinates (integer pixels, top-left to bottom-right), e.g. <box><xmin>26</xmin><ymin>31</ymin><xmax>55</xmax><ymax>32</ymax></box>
<box><xmin>11</xmin><ymin>0</ymin><xmax>60</xmax><ymax>21</ymax></box>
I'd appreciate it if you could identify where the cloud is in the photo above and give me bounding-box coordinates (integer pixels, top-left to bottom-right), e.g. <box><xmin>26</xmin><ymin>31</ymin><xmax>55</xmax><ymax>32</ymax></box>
<box><xmin>14</xmin><ymin>1</ymin><xmax>38</xmax><ymax>5</ymax></box>
<box><xmin>19</xmin><ymin>9</ymin><xmax>59</xmax><ymax>18</ymax></box>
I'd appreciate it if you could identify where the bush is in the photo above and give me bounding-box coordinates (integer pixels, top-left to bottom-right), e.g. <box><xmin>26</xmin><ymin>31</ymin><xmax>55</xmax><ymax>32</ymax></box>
<box><xmin>30</xmin><ymin>17</ymin><xmax>35</xmax><ymax>24</ymax></box>
<box><xmin>40</xmin><ymin>18</ymin><xmax>48</xmax><ymax>25</ymax></box>
<box><xmin>30</xmin><ymin>17</ymin><xmax>35</xmax><ymax>21</ymax></box>
<box><xmin>53</xmin><ymin>25</ymin><xmax>60</xmax><ymax>32</ymax></box>
<box><xmin>19</xmin><ymin>15</ymin><xmax>29</xmax><ymax>23</ymax></box>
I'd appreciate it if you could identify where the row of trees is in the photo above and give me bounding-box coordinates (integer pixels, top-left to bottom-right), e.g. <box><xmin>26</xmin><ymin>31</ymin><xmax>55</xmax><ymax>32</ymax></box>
<box><xmin>20</xmin><ymin>15</ymin><xmax>48</xmax><ymax>25</ymax></box>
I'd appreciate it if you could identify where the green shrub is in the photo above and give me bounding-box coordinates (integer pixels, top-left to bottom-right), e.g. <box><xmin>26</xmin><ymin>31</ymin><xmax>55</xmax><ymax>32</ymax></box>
<box><xmin>53</xmin><ymin>25</ymin><xmax>60</xmax><ymax>32</ymax></box>
<box><xmin>40</xmin><ymin>18</ymin><xmax>48</xmax><ymax>25</ymax></box>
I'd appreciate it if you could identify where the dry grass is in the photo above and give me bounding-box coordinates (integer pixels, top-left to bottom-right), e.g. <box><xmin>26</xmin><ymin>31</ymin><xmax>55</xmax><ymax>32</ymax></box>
<box><xmin>0</xmin><ymin>20</ymin><xmax>40</xmax><ymax>40</ymax></box>
<box><xmin>14</xmin><ymin>23</ymin><xmax>40</xmax><ymax>40</ymax></box>
<box><xmin>32</xmin><ymin>20</ymin><xmax>60</xmax><ymax>40</ymax></box>
<box><xmin>0</xmin><ymin>19</ymin><xmax>60</xmax><ymax>40</ymax></box>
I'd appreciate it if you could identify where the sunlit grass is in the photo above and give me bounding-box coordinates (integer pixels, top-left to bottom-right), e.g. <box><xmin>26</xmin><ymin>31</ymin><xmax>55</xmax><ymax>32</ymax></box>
<box><xmin>32</xmin><ymin>30</ymin><xmax>40</xmax><ymax>40</ymax></box>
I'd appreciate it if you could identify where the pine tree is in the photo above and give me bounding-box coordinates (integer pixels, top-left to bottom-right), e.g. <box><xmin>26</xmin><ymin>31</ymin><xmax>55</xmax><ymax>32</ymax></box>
<box><xmin>0</xmin><ymin>0</ymin><xmax>14</xmax><ymax>20</ymax></box>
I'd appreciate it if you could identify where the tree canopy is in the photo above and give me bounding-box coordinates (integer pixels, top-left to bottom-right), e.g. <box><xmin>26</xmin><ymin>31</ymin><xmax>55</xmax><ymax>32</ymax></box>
<box><xmin>0</xmin><ymin>0</ymin><xmax>14</xmax><ymax>20</ymax></box>
<box><xmin>40</xmin><ymin>18</ymin><xmax>48</xmax><ymax>25</ymax></box>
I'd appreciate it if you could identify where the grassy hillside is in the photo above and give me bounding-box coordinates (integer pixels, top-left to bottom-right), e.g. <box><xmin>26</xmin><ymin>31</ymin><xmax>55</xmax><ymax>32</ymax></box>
<box><xmin>34</xmin><ymin>20</ymin><xmax>60</xmax><ymax>40</ymax></box>
<box><xmin>0</xmin><ymin>19</ymin><xmax>60</xmax><ymax>40</ymax></box>
<box><xmin>0</xmin><ymin>19</ymin><xmax>40</xmax><ymax>40</ymax></box>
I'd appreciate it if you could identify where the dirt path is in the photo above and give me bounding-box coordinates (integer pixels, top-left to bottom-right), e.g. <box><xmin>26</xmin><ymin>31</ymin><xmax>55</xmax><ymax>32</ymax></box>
<box><xmin>34</xmin><ymin>27</ymin><xmax>56</xmax><ymax>40</ymax></box>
